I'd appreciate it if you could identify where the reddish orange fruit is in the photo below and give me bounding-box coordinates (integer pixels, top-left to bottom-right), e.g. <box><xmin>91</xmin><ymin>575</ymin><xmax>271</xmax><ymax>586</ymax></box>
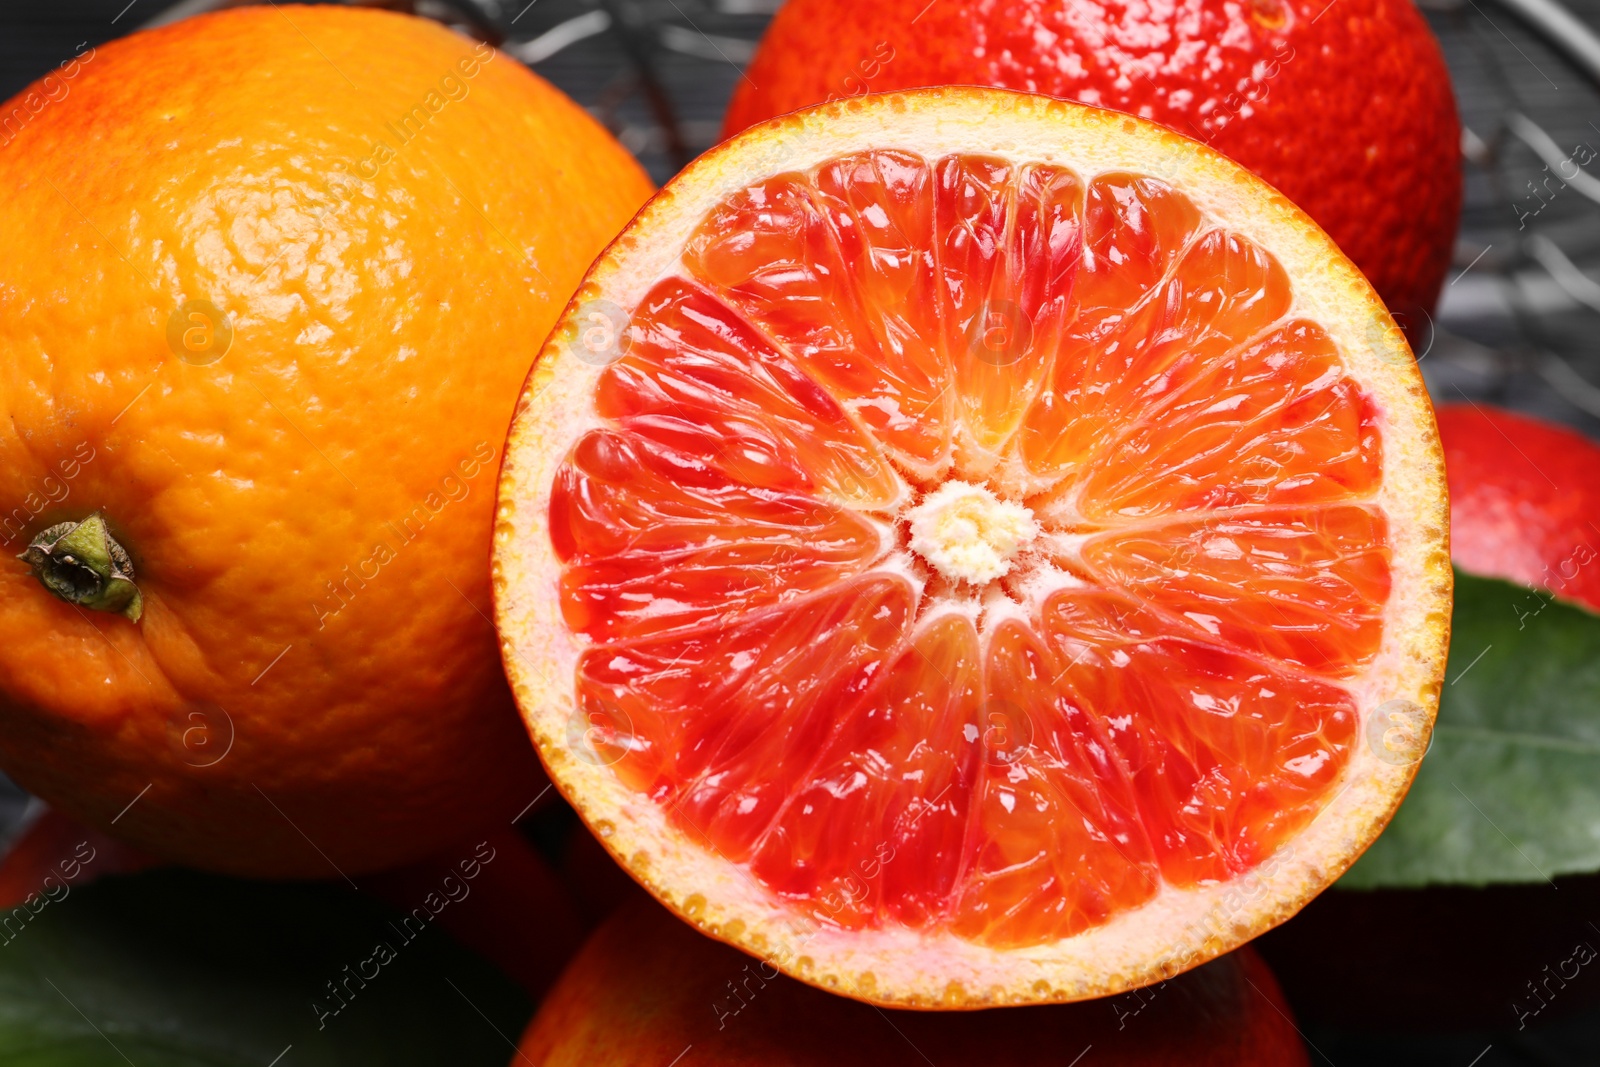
<box><xmin>0</xmin><ymin>6</ymin><xmax>653</xmax><ymax>877</ymax></box>
<box><xmin>518</xmin><ymin>897</ymin><xmax>1311</xmax><ymax>1065</ymax></box>
<box><xmin>494</xmin><ymin>89</ymin><xmax>1451</xmax><ymax>1006</ymax></box>
<box><xmin>0</xmin><ymin>808</ymin><xmax>156</xmax><ymax>911</ymax></box>
<box><xmin>725</xmin><ymin>0</ymin><xmax>1460</xmax><ymax>326</ymax></box>
<box><xmin>1436</xmin><ymin>404</ymin><xmax>1600</xmax><ymax>611</ymax></box>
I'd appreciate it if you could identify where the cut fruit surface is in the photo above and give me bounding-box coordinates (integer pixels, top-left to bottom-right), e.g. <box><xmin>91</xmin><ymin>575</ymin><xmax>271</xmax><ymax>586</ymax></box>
<box><xmin>494</xmin><ymin>89</ymin><xmax>1452</xmax><ymax>1007</ymax></box>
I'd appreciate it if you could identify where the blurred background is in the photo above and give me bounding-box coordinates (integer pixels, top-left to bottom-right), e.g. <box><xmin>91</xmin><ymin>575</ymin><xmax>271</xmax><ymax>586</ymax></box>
<box><xmin>4</xmin><ymin>0</ymin><xmax>1600</xmax><ymax>1062</ymax></box>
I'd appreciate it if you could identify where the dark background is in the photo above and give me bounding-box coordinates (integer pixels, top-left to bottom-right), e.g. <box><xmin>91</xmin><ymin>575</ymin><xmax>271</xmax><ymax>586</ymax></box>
<box><xmin>4</xmin><ymin>0</ymin><xmax>1600</xmax><ymax>1063</ymax></box>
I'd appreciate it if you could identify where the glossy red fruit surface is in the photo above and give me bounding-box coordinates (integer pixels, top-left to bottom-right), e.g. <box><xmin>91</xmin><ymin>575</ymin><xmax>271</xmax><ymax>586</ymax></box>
<box><xmin>1436</xmin><ymin>404</ymin><xmax>1600</xmax><ymax>611</ymax></box>
<box><xmin>724</xmin><ymin>0</ymin><xmax>1461</xmax><ymax>323</ymax></box>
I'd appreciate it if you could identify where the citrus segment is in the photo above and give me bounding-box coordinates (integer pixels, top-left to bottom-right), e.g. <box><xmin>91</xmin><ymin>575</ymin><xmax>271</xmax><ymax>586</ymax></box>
<box><xmin>1080</xmin><ymin>506</ymin><xmax>1391</xmax><ymax>675</ymax></box>
<box><xmin>952</xmin><ymin>617</ymin><xmax>1157</xmax><ymax>944</ymax></box>
<box><xmin>1068</xmin><ymin>318</ymin><xmax>1383</xmax><ymax>520</ymax></box>
<box><xmin>1040</xmin><ymin>589</ymin><xmax>1360</xmax><ymax>883</ymax></box>
<box><xmin>578</xmin><ymin>577</ymin><xmax>914</xmax><ymax>850</ymax></box>
<box><xmin>495</xmin><ymin>90</ymin><xmax>1451</xmax><ymax>1006</ymax></box>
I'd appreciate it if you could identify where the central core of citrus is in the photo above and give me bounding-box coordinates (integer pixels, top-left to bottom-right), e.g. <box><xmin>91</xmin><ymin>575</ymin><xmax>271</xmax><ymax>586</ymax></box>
<box><xmin>906</xmin><ymin>481</ymin><xmax>1038</xmax><ymax>583</ymax></box>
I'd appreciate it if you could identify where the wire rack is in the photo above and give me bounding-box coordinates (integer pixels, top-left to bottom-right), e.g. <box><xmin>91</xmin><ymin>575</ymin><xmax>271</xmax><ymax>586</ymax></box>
<box><xmin>1419</xmin><ymin>0</ymin><xmax>1600</xmax><ymax>441</ymax></box>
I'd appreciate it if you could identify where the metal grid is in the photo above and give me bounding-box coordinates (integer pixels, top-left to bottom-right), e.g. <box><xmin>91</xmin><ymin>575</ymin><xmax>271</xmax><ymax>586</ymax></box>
<box><xmin>1421</xmin><ymin>0</ymin><xmax>1600</xmax><ymax>441</ymax></box>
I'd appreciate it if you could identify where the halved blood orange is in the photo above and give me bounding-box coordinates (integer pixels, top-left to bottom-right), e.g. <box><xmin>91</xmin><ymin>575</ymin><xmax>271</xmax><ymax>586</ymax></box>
<box><xmin>493</xmin><ymin>88</ymin><xmax>1452</xmax><ymax>1007</ymax></box>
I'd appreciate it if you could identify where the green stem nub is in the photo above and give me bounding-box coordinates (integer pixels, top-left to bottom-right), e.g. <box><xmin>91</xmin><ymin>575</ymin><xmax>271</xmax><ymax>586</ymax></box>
<box><xmin>18</xmin><ymin>514</ymin><xmax>143</xmax><ymax>622</ymax></box>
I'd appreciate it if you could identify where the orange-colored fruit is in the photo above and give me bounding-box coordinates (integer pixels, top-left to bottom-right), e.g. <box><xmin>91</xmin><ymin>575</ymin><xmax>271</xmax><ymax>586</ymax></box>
<box><xmin>0</xmin><ymin>6</ymin><xmax>653</xmax><ymax>877</ymax></box>
<box><xmin>1436</xmin><ymin>404</ymin><xmax>1600</xmax><ymax>612</ymax></box>
<box><xmin>517</xmin><ymin>897</ymin><xmax>1312</xmax><ymax>1065</ymax></box>
<box><xmin>724</xmin><ymin>0</ymin><xmax>1460</xmax><ymax>327</ymax></box>
<box><xmin>494</xmin><ymin>89</ymin><xmax>1451</xmax><ymax>1005</ymax></box>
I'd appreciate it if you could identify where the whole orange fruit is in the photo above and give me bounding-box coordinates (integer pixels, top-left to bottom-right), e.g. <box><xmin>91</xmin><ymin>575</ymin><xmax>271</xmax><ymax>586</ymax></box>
<box><xmin>0</xmin><ymin>6</ymin><xmax>652</xmax><ymax>877</ymax></box>
<box><xmin>1435</xmin><ymin>404</ymin><xmax>1600</xmax><ymax>611</ymax></box>
<box><xmin>724</xmin><ymin>0</ymin><xmax>1460</xmax><ymax>324</ymax></box>
<box><xmin>517</xmin><ymin>897</ymin><xmax>1311</xmax><ymax>1065</ymax></box>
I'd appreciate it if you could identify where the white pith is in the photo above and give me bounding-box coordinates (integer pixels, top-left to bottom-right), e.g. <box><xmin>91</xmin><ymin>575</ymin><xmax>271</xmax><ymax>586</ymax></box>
<box><xmin>492</xmin><ymin>90</ymin><xmax>1452</xmax><ymax>1008</ymax></box>
<box><xmin>906</xmin><ymin>481</ymin><xmax>1040</xmax><ymax>584</ymax></box>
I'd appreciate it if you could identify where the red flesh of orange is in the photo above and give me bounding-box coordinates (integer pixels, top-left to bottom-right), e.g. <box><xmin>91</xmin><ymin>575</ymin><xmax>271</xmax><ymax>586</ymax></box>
<box><xmin>550</xmin><ymin>150</ymin><xmax>1389</xmax><ymax>948</ymax></box>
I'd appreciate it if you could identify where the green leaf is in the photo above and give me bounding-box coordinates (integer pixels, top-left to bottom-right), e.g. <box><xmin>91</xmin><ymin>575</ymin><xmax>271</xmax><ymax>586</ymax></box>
<box><xmin>1341</xmin><ymin>568</ymin><xmax>1600</xmax><ymax>888</ymax></box>
<box><xmin>0</xmin><ymin>868</ymin><xmax>530</xmax><ymax>1066</ymax></box>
